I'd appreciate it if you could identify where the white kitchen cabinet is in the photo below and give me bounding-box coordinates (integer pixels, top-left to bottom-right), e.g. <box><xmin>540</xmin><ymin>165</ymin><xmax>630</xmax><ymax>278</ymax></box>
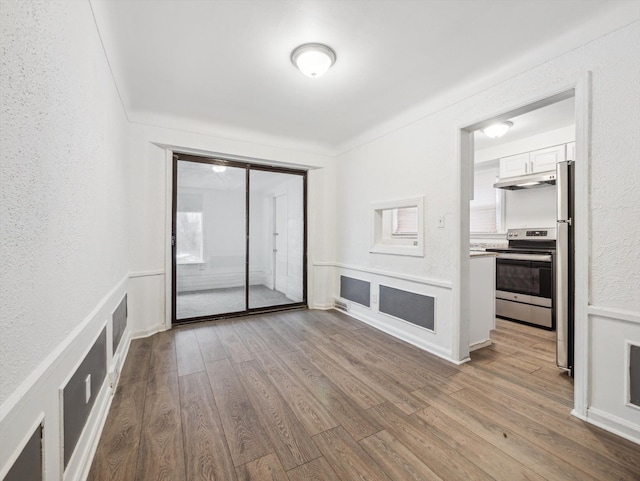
<box><xmin>499</xmin><ymin>152</ymin><xmax>530</xmax><ymax>178</ymax></box>
<box><xmin>566</xmin><ymin>142</ymin><xmax>576</xmax><ymax>161</ymax></box>
<box><xmin>469</xmin><ymin>253</ymin><xmax>496</xmax><ymax>351</ymax></box>
<box><xmin>530</xmin><ymin>144</ymin><xmax>566</xmax><ymax>173</ymax></box>
<box><xmin>499</xmin><ymin>144</ymin><xmax>567</xmax><ymax>178</ymax></box>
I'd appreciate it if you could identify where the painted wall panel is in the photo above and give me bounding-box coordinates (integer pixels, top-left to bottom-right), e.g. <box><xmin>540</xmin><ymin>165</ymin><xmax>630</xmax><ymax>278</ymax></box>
<box><xmin>336</xmin><ymin>266</ymin><xmax>453</xmax><ymax>360</ymax></box>
<box><xmin>379</xmin><ymin>285</ymin><xmax>435</xmax><ymax>331</ymax></box>
<box><xmin>587</xmin><ymin>316</ymin><xmax>640</xmax><ymax>439</ymax></box>
<box><xmin>63</xmin><ymin>328</ymin><xmax>107</xmax><ymax>467</ymax></box>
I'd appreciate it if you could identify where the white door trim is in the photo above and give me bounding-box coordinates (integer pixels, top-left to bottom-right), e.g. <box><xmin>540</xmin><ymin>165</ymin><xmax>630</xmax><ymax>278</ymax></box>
<box><xmin>455</xmin><ymin>72</ymin><xmax>592</xmax><ymax>418</ymax></box>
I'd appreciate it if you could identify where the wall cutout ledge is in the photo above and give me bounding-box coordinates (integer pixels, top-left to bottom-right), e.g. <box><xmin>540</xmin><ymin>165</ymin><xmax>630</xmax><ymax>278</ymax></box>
<box><xmin>370</xmin><ymin>196</ymin><xmax>425</xmax><ymax>257</ymax></box>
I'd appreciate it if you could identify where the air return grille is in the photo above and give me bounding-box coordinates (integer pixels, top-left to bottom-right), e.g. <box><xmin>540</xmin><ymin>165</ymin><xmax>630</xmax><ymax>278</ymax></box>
<box><xmin>379</xmin><ymin>285</ymin><xmax>435</xmax><ymax>331</ymax></box>
<box><xmin>334</xmin><ymin>298</ymin><xmax>349</xmax><ymax>312</ymax></box>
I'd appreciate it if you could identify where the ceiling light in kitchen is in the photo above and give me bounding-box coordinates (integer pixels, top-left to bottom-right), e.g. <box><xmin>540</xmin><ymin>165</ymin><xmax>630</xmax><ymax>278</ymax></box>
<box><xmin>291</xmin><ymin>43</ymin><xmax>336</xmax><ymax>78</ymax></box>
<box><xmin>212</xmin><ymin>165</ymin><xmax>227</xmax><ymax>173</ymax></box>
<box><xmin>483</xmin><ymin>121</ymin><xmax>513</xmax><ymax>138</ymax></box>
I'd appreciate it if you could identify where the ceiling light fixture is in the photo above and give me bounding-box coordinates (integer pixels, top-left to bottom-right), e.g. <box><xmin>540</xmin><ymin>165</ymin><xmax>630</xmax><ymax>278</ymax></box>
<box><xmin>483</xmin><ymin>121</ymin><xmax>513</xmax><ymax>138</ymax></box>
<box><xmin>211</xmin><ymin>165</ymin><xmax>227</xmax><ymax>173</ymax></box>
<box><xmin>291</xmin><ymin>43</ymin><xmax>336</xmax><ymax>78</ymax></box>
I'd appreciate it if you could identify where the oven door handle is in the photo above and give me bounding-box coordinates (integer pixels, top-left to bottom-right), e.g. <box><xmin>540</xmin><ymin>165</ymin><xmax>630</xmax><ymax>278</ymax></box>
<box><xmin>496</xmin><ymin>253</ymin><xmax>553</xmax><ymax>262</ymax></box>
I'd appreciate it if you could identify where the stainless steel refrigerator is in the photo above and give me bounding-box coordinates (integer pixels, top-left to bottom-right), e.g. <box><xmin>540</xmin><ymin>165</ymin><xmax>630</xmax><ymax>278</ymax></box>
<box><xmin>556</xmin><ymin>160</ymin><xmax>574</xmax><ymax>373</ymax></box>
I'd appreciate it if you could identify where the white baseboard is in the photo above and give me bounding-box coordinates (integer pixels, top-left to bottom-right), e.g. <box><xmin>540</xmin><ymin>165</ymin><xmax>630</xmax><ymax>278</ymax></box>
<box><xmin>131</xmin><ymin>325</ymin><xmax>165</xmax><ymax>340</ymax></box>
<box><xmin>469</xmin><ymin>339</ymin><xmax>492</xmax><ymax>352</ymax></box>
<box><xmin>310</xmin><ymin>303</ymin><xmax>334</xmax><ymax>310</ymax></box>
<box><xmin>570</xmin><ymin>408</ymin><xmax>588</xmax><ymax>421</ymax></box>
<box><xmin>342</xmin><ymin>307</ymin><xmax>453</xmax><ymax>362</ymax></box>
<box><xmin>586</xmin><ymin>407</ymin><xmax>640</xmax><ymax>445</ymax></box>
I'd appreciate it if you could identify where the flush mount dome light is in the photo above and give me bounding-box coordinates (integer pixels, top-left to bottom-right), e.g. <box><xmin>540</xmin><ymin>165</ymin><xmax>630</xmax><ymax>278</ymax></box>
<box><xmin>211</xmin><ymin>165</ymin><xmax>227</xmax><ymax>173</ymax></box>
<box><xmin>291</xmin><ymin>43</ymin><xmax>336</xmax><ymax>78</ymax></box>
<box><xmin>483</xmin><ymin>121</ymin><xmax>513</xmax><ymax>138</ymax></box>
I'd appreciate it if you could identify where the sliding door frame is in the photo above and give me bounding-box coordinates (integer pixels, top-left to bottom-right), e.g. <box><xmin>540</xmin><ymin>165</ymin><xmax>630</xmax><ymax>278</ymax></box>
<box><xmin>171</xmin><ymin>152</ymin><xmax>308</xmax><ymax>324</ymax></box>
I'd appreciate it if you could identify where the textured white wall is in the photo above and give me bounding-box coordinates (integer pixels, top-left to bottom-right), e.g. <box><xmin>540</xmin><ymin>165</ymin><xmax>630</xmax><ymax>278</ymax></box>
<box><xmin>336</xmin><ymin>111</ymin><xmax>457</xmax><ymax>280</ymax></box>
<box><xmin>504</xmin><ymin>187</ymin><xmax>557</xmax><ymax>230</ymax></box>
<box><xmin>0</xmin><ymin>0</ymin><xmax>130</xmax><ymax>405</ymax></box>
<box><xmin>587</xmin><ymin>26</ymin><xmax>640</xmax><ymax>311</ymax></box>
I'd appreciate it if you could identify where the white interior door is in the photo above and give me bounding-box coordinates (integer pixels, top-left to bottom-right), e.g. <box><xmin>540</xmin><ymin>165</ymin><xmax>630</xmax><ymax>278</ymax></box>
<box><xmin>248</xmin><ymin>169</ymin><xmax>304</xmax><ymax>309</ymax></box>
<box><xmin>274</xmin><ymin>193</ymin><xmax>288</xmax><ymax>294</ymax></box>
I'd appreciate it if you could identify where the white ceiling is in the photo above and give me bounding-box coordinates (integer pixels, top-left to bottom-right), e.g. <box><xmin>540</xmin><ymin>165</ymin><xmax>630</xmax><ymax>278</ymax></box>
<box><xmin>90</xmin><ymin>0</ymin><xmax>632</xmax><ymax>154</ymax></box>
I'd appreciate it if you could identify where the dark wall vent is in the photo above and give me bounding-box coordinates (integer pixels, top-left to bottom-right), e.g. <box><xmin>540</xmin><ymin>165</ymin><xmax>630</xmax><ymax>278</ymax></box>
<box><xmin>379</xmin><ymin>285</ymin><xmax>435</xmax><ymax>331</ymax></box>
<box><xmin>340</xmin><ymin>276</ymin><xmax>371</xmax><ymax>308</ymax></box>
<box><xmin>112</xmin><ymin>294</ymin><xmax>127</xmax><ymax>353</ymax></box>
<box><xmin>630</xmin><ymin>344</ymin><xmax>640</xmax><ymax>408</ymax></box>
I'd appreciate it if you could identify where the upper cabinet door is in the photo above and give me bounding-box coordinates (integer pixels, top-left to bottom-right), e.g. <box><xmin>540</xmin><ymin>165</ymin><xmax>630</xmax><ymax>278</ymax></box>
<box><xmin>530</xmin><ymin>145</ymin><xmax>566</xmax><ymax>173</ymax></box>
<box><xmin>499</xmin><ymin>152</ymin><xmax>530</xmax><ymax>178</ymax></box>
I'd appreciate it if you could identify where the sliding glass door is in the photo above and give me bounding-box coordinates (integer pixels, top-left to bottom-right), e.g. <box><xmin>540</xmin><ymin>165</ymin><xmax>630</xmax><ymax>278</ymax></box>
<box><xmin>172</xmin><ymin>154</ymin><xmax>306</xmax><ymax>323</ymax></box>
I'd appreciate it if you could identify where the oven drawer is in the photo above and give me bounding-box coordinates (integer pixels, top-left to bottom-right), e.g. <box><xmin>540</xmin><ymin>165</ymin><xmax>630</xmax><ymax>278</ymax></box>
<box><xmin>496</xmin><ymin>290</ymin><xmax>552</xmax><ymax>307</ymax></box>
<box><xmin>496</xmin><ymin>298</ymin><xmax>553</xmax><ymax>328</ymax></box>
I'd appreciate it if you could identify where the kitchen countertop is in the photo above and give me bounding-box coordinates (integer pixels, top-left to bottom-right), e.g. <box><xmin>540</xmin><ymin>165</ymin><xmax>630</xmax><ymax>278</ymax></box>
<box><xmin>470</xmin><ymin>242</ymin><xmax>507</xmax><ymax>250</ymax></box>
<box><xmin>470</xmin><ymin>250</ymin><xmax>498</xmax><ymax>258</ymax></box>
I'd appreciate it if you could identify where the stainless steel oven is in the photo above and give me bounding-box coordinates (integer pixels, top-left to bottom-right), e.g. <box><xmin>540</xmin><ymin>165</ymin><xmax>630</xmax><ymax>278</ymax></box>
<box><xmin>488</xmin><ymin>228</ymin><xmax>556</xmax><ymax>330</ymax></box>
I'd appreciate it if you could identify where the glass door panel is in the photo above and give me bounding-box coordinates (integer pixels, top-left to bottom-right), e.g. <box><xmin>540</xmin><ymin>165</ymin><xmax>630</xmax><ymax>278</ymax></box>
<box><xmin>248</xmin><ymin>170</ymin><xmax>304</xmax><ymax>309</ymax></box>
<box><xmin>175</xmin><ymin>161</ymin><xmax>246</xmax><ymax>320</ymax></box>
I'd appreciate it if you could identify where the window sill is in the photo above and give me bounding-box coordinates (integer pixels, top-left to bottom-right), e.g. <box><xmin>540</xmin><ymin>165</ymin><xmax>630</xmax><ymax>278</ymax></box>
<box><xmin>370</xmin><ymin>243</ymin><xmax>425</xmax><ymax>257</ymax></box>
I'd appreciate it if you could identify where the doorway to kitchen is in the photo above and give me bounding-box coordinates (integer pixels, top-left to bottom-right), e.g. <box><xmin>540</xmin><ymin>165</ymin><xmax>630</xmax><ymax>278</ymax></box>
<box><xmin>172</xmin><ymin>153</ymin><xmax>307</xmax><ymax>324</ymax></box>
<box><xmin>457</xmin><ymin>82</ymin><xmax>591</xmax><ymax>412</ymax></box>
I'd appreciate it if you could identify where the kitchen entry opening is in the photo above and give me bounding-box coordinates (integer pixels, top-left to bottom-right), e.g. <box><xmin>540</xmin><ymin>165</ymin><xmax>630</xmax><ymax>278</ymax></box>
<box><xmin>172</xmin><ymin>153</ymin><xmax>307</xmax><ymax>323</ymax></box>
<box><xmin>460</xmin><ymin>87</ymin><xmax>580</xmax><ymax>383</ymax></box>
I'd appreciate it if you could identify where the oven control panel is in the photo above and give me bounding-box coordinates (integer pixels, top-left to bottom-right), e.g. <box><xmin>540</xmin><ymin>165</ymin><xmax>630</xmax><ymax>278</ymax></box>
<box><xmin>506</xmin><ymin>228</ymin><xmax>556</xmax><ymax>240</ymax></box>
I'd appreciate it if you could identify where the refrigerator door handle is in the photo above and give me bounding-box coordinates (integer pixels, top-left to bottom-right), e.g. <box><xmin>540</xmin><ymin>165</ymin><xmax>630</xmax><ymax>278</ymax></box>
<box><xmin>556</xmin><ymin>161</ymin><xmax>570</xmax><ymax>370</ymax></box>
<box><xmin>556</xmin><ymin>221</ymin><xmax>570</xmax><ymax>369</ymax></box>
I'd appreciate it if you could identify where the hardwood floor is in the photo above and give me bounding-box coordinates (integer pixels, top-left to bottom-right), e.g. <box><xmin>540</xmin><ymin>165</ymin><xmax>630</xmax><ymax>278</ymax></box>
<box><xmin>88</xmin><ymin>310</ymin><xmax>640</xmax><ymax>481</ymax></box>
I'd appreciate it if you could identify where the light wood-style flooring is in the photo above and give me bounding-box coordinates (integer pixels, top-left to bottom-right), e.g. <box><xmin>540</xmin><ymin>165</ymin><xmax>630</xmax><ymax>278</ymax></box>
<box><xmin>88</xmin><ymin>309</ymin><xmax>640</xmax><ymax>481</ymax></box>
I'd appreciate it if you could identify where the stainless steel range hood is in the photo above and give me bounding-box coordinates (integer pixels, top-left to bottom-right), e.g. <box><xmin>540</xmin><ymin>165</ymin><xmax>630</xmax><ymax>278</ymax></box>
<box><xmin>493</xmin><ymin>170</ymin><xmax>557</xmax><ymax>190</ymax></box>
